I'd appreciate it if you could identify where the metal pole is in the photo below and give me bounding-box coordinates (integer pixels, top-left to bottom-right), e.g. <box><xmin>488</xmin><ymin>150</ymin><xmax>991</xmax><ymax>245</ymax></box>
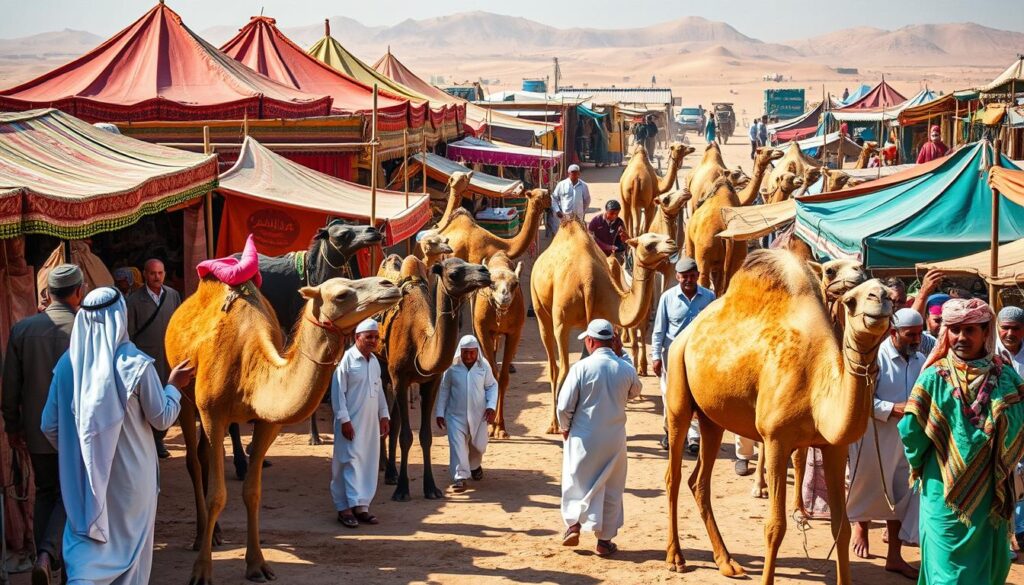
<box><xmin>203</xmin><ymin>126</ymin><xmax>214</xmax><ymax>258</ymax></box>
<box><xmin>370</xmin><ymin>85</ymin><xmax>379</xmax><ymax>272</ymax></box>
<box><xmin>990</xmin><ymin>139</ymin><xmax>1002</xmax><ymax>305</ymax></box>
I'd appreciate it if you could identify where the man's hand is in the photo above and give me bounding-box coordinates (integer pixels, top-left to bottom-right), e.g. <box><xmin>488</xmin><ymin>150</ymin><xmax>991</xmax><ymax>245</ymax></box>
<box><xmin>653</xmin><ymin>359</ymin><xmax>663</xmax><ymax>377</ymax></box>
<box><xmin>341</xmin><ymin>421</ymin><xmax>355</xmax><ymax>441</ymax></box>
<box><xmin>612</xmin><ymin>333</ymin><xmax>624</xmax><ymax>357</ymax></box>
<box><xmin>436</xmin><ymin>417</ymin><xmax>446</xmax><ymax>430</ymax></box>
<box><xmin>379</xmin><ymin>418</ymin><xmax>390</xmax><ymax>437</ymax></box>
<box><xmin>920</xmin><ymin>269</ymin><xmax>944</xmax><ymax>295</ymax></box>
<box><xmin>484</xmin><ymin>408</ymin><xmax>496</xmax><ymax>424</ymax></box>
<box><xmin>6</xmin><ymin>431</ymin><xmax>25</xmax><ymax>449</ymax></box>
<box><xmin>561</xmin><ymin>430</ymin><xmax>569</xmax><ymax>441</ymax></box>
<box><xmin>167</xmin><ymin>359</ymin><xmax>196</xmax><ymax>390</ymax></box>
<box><xmin>891</xmin><ymin>402</ymin><xmax>907</xmax><ymax>419</ymax></box>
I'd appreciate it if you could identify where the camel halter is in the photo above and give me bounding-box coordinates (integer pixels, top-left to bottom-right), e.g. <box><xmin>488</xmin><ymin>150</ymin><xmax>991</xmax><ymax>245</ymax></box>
<box><xmin>411</xmin><ymin>275</ymin><xmax>467</xmax><ymax>379</ymax></box>
<box><xmin>317</xmin><ymin>236</ymin><xmax>353</xmax><ymax>274</ymax></box>
<box><xmin>302</xmin><ymin>313</ymin><xmax>345</xmax><ymax>366</ymax></box>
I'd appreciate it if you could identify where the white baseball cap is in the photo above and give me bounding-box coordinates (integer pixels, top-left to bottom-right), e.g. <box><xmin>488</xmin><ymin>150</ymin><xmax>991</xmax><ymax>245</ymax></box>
<box><xmin>577</xmin><ymin>318</ymin><xmax>615</xmax><ymax>340</ymax></box>
<box><xmin>568</xmin><ymin>164</ymin><xmax>581</xmax><ymax>173</ymax></box>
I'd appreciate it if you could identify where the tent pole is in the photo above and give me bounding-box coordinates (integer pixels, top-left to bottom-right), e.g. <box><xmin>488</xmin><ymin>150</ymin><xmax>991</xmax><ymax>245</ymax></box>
<box><xmin>371</xmin><ymin>86</ymin><xmax>378</xmax><ymax>272</ymax></box>
<box><xmin>404</xmin><ymin>129</ymin><xmax>411</xmax><ymax>255</ymax></box>
<box><xmin>990</xmin><ymin>139</ymin><xmax>1002</xmax><ymax>307</ymax></box>
<box><xmin>422</xmin><ymin>133</ymin><xmax>428</xmax><ymax>194</ymax></box>
<box><xmin>203</xmin><ymin>126</ymin><xmax>214</xmax><ymax>259</ymax></box>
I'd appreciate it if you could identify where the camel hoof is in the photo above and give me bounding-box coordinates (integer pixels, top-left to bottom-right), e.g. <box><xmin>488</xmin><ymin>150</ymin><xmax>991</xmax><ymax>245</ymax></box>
<box><xmin>188</xmin><ymin>564</ymin><xmax>213</xmax><ymax>585</ymax></box>
<box><xmin>384</xmin><ymin>475</ymin><xmax>398</xmax><ymax>485</ymax></box>
<box><xmin>424</xmin><ymin>487</ymin><xmax>445</xmax><ymax>500</ymax></box>
<box><xmin>546</xmin><ymin>423</ymin><xmax>560</xmax><ymax>435</ymax></box>
<box><xmin>751</xmin><ymin>486</ymin><xmax>768</xmax><ymax>498</ymax></box>
<box><xmin>718</xmin><ymin>558</ymin><xmax>746</xmax><ymax>578</ymax></box>
<box><xmin>213</xmin><ymin>523</ymin><xmax>224</xmax><ymax>547</ymax></box>
<box><xmin>308</xmin><ymin>436</ymin><xmax>323</xmax><ymax>446</ymax></box>
<box><xmin>496</xmin><ymin>429</ymin><xmax>510</xmax><ymax>440</ymax></box>
<box><xmin>234</xmin><ymin>456</ymin><xmax>248</xmax><ymax>481</ymax></box>
<box><xmin>668</xmin><ymin>561</ymin><xmax>687</xmax><ymax>573</ymax></box>
<box><xmin>391</xmin><ymin>489</ymin><xmax>411</xmax><ymax>502</ymax></box>
<box><xmin>245</xmin><ymin>562</ymin><xmax>277</xmax><ymax>582</ymax></box>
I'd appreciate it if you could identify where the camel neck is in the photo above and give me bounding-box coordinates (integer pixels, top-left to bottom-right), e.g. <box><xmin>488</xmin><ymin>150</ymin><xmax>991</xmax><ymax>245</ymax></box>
<box><xmin>618</xmin><ymin>262</ymin><xmax>656</xmax><ymax>328</ymax></box>
<box><xmin>506</xmin><ymin>198</ymin><xmax>542</xmax><ymax>258</ymax></box>
<box><xmin>417</xmin><ymin>279</ymin><xmax>463</xmax><ymax>374</ymax></box>
<box><xmin>817</xmin><ymin>326</ymin><xmax>883</xmax><ymax>445</ymax></box>
<box><xmin>737</xmin><ymin>161</ymin><xmax>771</xmax><ymax>206</ymax></box>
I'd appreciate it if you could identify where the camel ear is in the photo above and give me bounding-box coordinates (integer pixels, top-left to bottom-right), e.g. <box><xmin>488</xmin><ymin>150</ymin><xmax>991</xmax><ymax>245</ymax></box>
<box><xmin>806</xmin><ymin>261</ymin><xmax>823</xmax><ymax>278</ymax></box>
<box><xmin>625</xmin><ymin>238</ymin><xmax>639</xmax><ymax>248</ymax></box>
<box><xmin>515</xmin><ymin>262</ymin><xmax>523</xmax><ymax>278</ymax></box>
<box><xmin>299</xmin><ymin>286</ymin><xmax>321</xmax><ymax>300</ymax></box>
<box><xmin>431</xmin><ymin>263</ymin><xmax>444</xmax><ymax>276</ymax></box>
<box><xmin>466</xmin><ymin>170</ymin><xmax>474</xmax><ymax>179</ymax></box>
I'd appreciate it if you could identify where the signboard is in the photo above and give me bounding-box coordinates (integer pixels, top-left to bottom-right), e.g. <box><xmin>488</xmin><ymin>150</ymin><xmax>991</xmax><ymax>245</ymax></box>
<box><xmin>764</xmin><ymin>89</ymin><xmax>805</xmax><ymax>120</ymax></box>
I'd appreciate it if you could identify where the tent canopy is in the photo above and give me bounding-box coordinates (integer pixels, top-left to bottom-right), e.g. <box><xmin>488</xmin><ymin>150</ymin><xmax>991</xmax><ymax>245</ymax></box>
<box><xmin>0</xmin><ymin>3</ymin><xmax>332</xmax><ymax>122</ymax></box>
<box><xmin>445</xmin><ymin>137</ymin><xmax>562</xmax><ymax>170</ymax></box>
<box><xmin>830</xmin><ymin>88</ymin><xmax>938</xmax><ymax>123</ymax></box>
<box><xmin>837</xmin><ymin>80</ymin><xmax>907</xmax><ymax>111</ymax></box>
<box><xmin>769</xmin><ymin>101</ymin><xmax>823</xmax><ymax>143</ymax></box>
<box><xmin>795</xmin><ymin>142</ymin><xmax>1024</xmax><ymax>268</ymax></box>
<box><xmin>0</xmin><ymin>109</ymin><xmax>217</xmax><ymax>239</ymax></box>
<box><xmin>219</xmin><ymin>16</ymin><xmax>414</xmax><ymax>130</ymax></box>
<box><xmin>840</xmin><ymin>84</ymin><xmax>873</xmax><ymax>106</ymax></box>
<box><xmin>217</xmin><ymin>137</ymin><xmax>431</xmax><ymax>255</ymax></box>
<box><xmin>917</xmin><ymin>238</ymin><xmax>1024</xmax><ymax>286</ymax></box>
<box><xmin>979</xmin><ymin>57</ymin><xmax>1024</xmax><ymax>95</ymax></box>
<box><xmin>718</xmin><ymin>200</ymin><xmax>796</xmax><ymax>241</ymax></box>
<box><xmin>389</xmin><ymin>153</ymin><xmax>523</xmax><ymax>199</ymax></box>
<box><xmin>798</xmin><ymin>132</ymin><xmax>863</xmax><ymax>159</ymax></box>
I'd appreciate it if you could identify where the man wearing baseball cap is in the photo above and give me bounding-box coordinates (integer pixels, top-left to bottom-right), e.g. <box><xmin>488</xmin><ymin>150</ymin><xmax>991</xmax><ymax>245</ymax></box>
<box><xmin>550</xmin><ymin>163</ymin><xmax>591</xmax><ymax>234</ymax></box>
<box><xmin>558</xmin><ymin>319</ymin><xmax>641</xmax><ymax>557</ymax></box>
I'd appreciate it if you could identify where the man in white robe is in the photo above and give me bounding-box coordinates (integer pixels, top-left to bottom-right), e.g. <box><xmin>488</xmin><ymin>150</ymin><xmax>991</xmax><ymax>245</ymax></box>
<box><xmin>435</xmin><ymin>335</ymin><xmax>498</xmax><ymax>493</ymax></box>
<box><xmin>331</xmin><ymin>318</ymin><xmax>390</xmax><ymax>528</ymax></box>
<box><xmin>40</xmin><ymin>287</ymin><xmax>189</xmax><ymax>585</ymax></box>
<box><xmin>847</xmin><ymin>307</ymin><xmax>923</xmax><ymax>580</ymax></box>
<box><xmin>558</xmin><ymin>319</ymin><xmax>642</xmax><ymax>557</ymax></box>
<box><xmin>996</xmin><ymin>306</ymin><xmax>1024</xmax><ymax>548</ymax></box>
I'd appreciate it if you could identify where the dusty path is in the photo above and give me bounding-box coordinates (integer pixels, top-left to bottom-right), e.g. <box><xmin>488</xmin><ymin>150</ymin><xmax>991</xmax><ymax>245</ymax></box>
<box><xmin>71</xmin><ymin>136</ymin><xmax>1023</xmax><ymax>584</ymax></box>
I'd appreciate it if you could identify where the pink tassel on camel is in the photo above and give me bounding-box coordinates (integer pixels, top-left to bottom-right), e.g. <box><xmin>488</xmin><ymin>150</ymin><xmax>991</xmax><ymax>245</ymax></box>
<box><xmin>196</xmin><ymin>233</ymin><xmax>263</xmax><ymax>287</ymax></box>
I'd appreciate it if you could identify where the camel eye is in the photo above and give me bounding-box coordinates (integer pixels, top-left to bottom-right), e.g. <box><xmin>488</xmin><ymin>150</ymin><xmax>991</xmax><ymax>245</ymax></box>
<box><xmin>826</xmin><ymin>268</ymin><xmax>836</xmax><ymax>277</ymax></box>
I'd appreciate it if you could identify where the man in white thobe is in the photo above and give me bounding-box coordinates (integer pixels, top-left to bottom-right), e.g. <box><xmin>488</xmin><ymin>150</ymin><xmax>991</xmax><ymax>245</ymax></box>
<box><xmin>331</xmin><ymin>319</ymin><xmax>390</xmax><ymax>528</ymax></box>
<box><xmin>996</xmin><ymin>306</ymin><xmax>1024</xmax><ymax>548</ymax></box>
<box><xmin>558</xmin><ymin>319</ymin><xmax>642</xmax><ymax>557</ymax></box>
<box><xmin>435</xmin><ymin>335</ymin><xmax>498</xmax><ymax>493</ymax></box>
<box><xmin>549</xmin><ymin>164</ymin><xmax>592</xmax><ymax>234</ymax></box>
<box><xmin>40</xmin><ymin>287</ymin><xmax>190</xmax><ymax>585</ymax></box>
<box><xmin>847</xmin><ymin>308</ymin><xmax>923</xmax><ymax>580</ymax></box>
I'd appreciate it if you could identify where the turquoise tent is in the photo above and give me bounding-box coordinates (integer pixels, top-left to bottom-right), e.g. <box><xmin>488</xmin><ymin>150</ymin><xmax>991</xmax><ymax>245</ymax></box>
<box><xmin>794</xmin><ymin>142</ymin><xmax>1024</xmax><ymax>268</ymax></box>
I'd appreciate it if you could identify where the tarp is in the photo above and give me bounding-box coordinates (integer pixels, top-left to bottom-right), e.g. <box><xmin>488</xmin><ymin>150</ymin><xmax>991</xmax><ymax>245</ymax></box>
<box><xmin>388</xmin><ymin>152</ymin><xmax>523</xmax><ymax>199</ymax></box>
<box><xmin>769</xmin><ymin>101</ymin><xmax>824</xmax><ymax>143</ymax></box>
<box><xmin>795</xmin><ymin>142</ymin><xmax>1024</xmax><ymax>268</ymax></box>
<box><xmin>840</xmin><ymin>84</ymin><xmax>873</xmax><ymax>107</ymax></box>
<box><xmin>718</xmin><ymin>200</ymin><xmax>797</xmax><ymax>241</ymax></box>
<box><xmin>837</xmin><ymin>80</ymin><xmax>907</xmax><ymax>111</ymax></box>
<box><xmin>990</xmin><ymin>166</ymin><xmax>1024</xmax><ymax>206</ymax></box>
<box><xmin>799</xmin><ymin>132</ymin><xmax>863</xmax><ymax>159</ymax></box>
<box><xmin>216</xmin><ymin>137</ymin><xmax>431</xmax><ymax>256</ymax></box>
<box><xmin>445</xmin><ymin>137</ymin><xmax>562</xmax><ymax>170</ymax></box>
<box><xmin>898</xmin><ymin>91</ymin><xmax>980</xmax><ymax>127</ymax></box>
<box><xmin>918</xmin><ymin>238</ymin><xmax>1024</xmax><ymax>285</ymax></box>
<box><xmin>219</xmin><ymin>16</ymin><xmax>415</xmax><ymax>131</ymax></box>
<box><xmin>979</xmin><ymin>57</ymin><xmax>1024</xmax><ymax>95</ymax></box>
<box><xmin>0</xmin><ymin>109</ymin><xmax>217</xmax><ymax>240</ymax></box>
<box><xmin>0</xmin><ymin>3</ymin><xmax>332</xmax><ymax>122</ymax></box>
<box><xmin>372</xmin><ymin>50</ymin><xmax>555</xmax><ymax>145</ymax></box>
<box><xmin>830</xmin><ymin>88</ymin><xmax>938</xmax><ymax>123</ymax></box>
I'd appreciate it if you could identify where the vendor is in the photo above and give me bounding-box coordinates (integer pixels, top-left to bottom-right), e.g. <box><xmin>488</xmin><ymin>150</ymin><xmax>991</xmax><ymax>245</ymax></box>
<box><xmin>588</xmin><ymin>200</ymin><xmax>629</xmax><ymax>256</ymax></box>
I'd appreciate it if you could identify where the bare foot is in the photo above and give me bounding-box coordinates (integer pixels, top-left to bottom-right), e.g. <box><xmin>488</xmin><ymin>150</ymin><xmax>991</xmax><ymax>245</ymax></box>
<box><xmin>884</xmin><ymin>559</ymin><xmax>919</xmax><ymax>580</ymax></box>
<box><xmin>851</xmin><ymin>523</ymin><xmax>870</xmax><ymax>559</ymax></box>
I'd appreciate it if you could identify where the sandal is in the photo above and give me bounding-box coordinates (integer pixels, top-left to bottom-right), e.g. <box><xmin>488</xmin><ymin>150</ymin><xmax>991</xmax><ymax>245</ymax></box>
<box><xmin>450</xmin><ymin>480</ymin><xmax>467</xmax><ymax>493</ymax></box>
<box><xmin>596</xmin><ymin>540</ymin><xmax>618</xmax><ymax>557</ymax></box>
<box><xmin>337</xmin><ymin>512</ymin><xmax>359</xmax><ymax>528</ymax></box>
<box><xmin>562</xmin><ymin>524</ymin><xmax>581</xmax><ymax>546</ymax></box>
<box><xmin>355</xmin><ymin>511</ymin><xmax>379</xmax><ymax>525</ymax></box>
<box><xmin>471</xmin><ymin>467</ymin><xmax>484</xmax><ymax>481</ymax></box>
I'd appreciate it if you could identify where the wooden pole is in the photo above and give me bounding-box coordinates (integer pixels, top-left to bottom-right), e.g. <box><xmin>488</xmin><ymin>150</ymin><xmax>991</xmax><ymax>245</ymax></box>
<box><xmin>404</xmin><ymin>129</ymin><xmax>411</xmax><ymax>255</ymax></box>
<box><xmin>370</xmin><ymin>85</ymin><xmax>379</xmax><ymax>272</ymax></box>
<box><xmin>990</xmin><ymin>138</ymin><xmax>1002</xmax><ymax>306</ymax></box>
<box><xmin>203</xmin><ymin>126</ymin><xmax>214</xmax><ymax>258</ymax></box>
<box><xmin>422</xmin><ymin>132</ymin><xmax>428</xmax><ymax>195</ymax></box>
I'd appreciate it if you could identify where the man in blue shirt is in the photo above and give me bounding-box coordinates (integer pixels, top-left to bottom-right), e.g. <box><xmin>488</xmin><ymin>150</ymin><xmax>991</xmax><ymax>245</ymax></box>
<box><xmin>650</xmin><ymin>257</ymin><xmax>715</xmax><ymax>451</ymax></box>
<box><xmin>748</xmin><ymin>119</ymin><xmax>760</xmax><ymax>160</ymax></box>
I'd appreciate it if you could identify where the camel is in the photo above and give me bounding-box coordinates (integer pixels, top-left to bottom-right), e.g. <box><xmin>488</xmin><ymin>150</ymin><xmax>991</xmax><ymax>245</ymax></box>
<box><xmin>686</xmin><ymin>148</ymin><xmax>782</xmax><ymax>294</ymax></box>
<box><xmin>853</xmin><ymin>141</ymin><xmax>879</xmax><ymax>169</ymax></box>
<box><xmin>620</xmin><ymin>143</ymin><xmax>694</xmax><ymax>236</ymax></box>
<box><xmin>664</xmin><ymin>249</ymin><xmax>892</xmax><ymax>585</ymax></box>
<box><xmin>472</xmin><ymin>252</ymin><xmax>526</xmax><ymax>439</ymax></box>
<box><xmin>822</xmin><ymin>168</ymin><xmax>852</xmax><ymax>191</ymax></box>
<box><xmin>532</xmin><ymin>219</ymin><xmax>677</xmax><ymax>432</ymax></box>
<box><xmin>379</xmin><ymin>256</ymin><xmax>492</xmax><ymax>500</ymax></box>
<box><xmin>764</xmin><ymin>172</ymin><xmax>804</xmax><ymax>204</ymax></box>
<box><xmin>418</xmin><ymin>231</ymin><xmax>453</xmax><ymax>268</ymax></box>
<box><xmin>165</xmin><ymin>275</ymin><xmax>402</xmax><ymax>584</ymax></box>
<box><xmin>763</xmin><ymin>141</ymin><xmax>817</xmax><ymax>196</ymax></box>
<box><xmin>433</xmin><ymin>171</ymin><xmax>473</xmax><ymax>229</ymax></box>
<box><xmin>685</xmin><ymin>142</ymin><xmax>728</xmax><ymax>214</ymax></box>
<box><xmin>438</xmin><ymin>188</ymin><xmax>550</xmax><ymax>263</ymax></box>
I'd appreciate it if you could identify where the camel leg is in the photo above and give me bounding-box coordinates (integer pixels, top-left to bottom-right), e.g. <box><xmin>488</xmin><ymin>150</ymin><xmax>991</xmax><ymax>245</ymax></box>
<box><xmin>534</xmin><ymin>302</ymin><xmax>561</xmax><ymax>434</ymax></box>
<box><xmin>180</xmin><ymin>400</ymin><xmax>208</xmax><ymax>552</ymax></box>
<box><xmin>689</xmin><ymin>416</ymin><xmax>745</xmax><ymax>577</ymax></box>
<box><xmin>752</xmin><ymin>443</ymin><xmax>767</xmax><ymax>498</ymax></box>
<box><xmin>189</xmin><ymin>417</ymin><xmax>228</xmax><ymax>585</ymax></box>
<box><xmin>241</xmin><ymin>422</ymin><xmax>282</xmax><ymax>582</ymax></box>
<box><xmin>791</xmin><ymin>447</ymin><xmax>809</xmax><ymax>519</ymax></box>
<box><xmin>550</xmin><ymin>321</ymin><xmax>572</xmax><ymax>434</ymax></box>
<box><xmin>196</xmin><ymin>421</ymin><xmax>223</xmax><ymax>547</ymax></box>
<box><xmin>635</xmin><ymin>321</ymin><xmax>649</xmax><ymax>377</ymax></box>
<box><xmin>820</xmin><ymin>444</ymin><xmax>853</xmax><ymax>585</ymax></box>
<box><xmin>308</xmin><ymin>408</ymin><xmax>324</xmax><ymax>446</ymax></box>
<box><xmin>229</xmin><ymin>422</ymin><xmax>248</xmax><ymax>481</ymax></box>
<box><xmin>384</xmin><ymin>381</ymin><xmax>401</xmax><ymax>485</ymax></box>
<box><xmin>391</xmin><ymin>380</ymin><xmax>414</xmax><ymax>501</ymax></box>
<box><xmin>623</xmin><ymin>204</ymin><xmax>634</xmax><ymax>245</ymax></box>
<box><xmin>664</xmin><ymin>354</ymin><xmax>691</xmax><ymax>572</ymax></box>
<box><xmin>494</xmin><ymin>328</ymin><xmax>520</xmax><ymax>439</ymax></box>
<box><xmin>418</xmin><ymin>379</ymin><xmax>444</xmax><ymax>499</ymax></box>
<box><xmin>643</xmin><ymin>202</ymin><xmax>657</xmax><ymax>233</ymax></box>
<box><xmin>761</xmin><ymin>439</ymin><xmax>791</xmax><ymax>585</ymax></box>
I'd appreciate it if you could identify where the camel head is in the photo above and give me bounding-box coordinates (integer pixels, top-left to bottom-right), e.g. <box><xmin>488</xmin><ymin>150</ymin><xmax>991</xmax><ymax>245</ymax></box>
<box><xmin>668</xmin><ymin>142</ymin><xmax>697</xmax><ymax>165</ymax></box>
<box><xmin>727</xmin><ymin>167</ymin><xmax>751</xmax><ymax>190</ymax></box>
<box><xmin>432</xmin><ymin>257</ymin><xmax>492</xmax><ymax>297</ymax></box>
<box><xmin>482</xmin><ymin>252</ymin><xmax>522</xmax><ymax>310</ymax></box>
<box><xmin>656</xmin><ymin>188</ymin><xmax>692</xmax><ymax>216</ymax></box>
<box><xmin>801</xmin><ymin>166</ymin><xmax>823</xmax><ymax>189</ymax></box>
<box><xmin>315</xmin><ymin>220</ymin><xmax>384</xmax><ymax>257</ymax></box>
<box><xmin>625</xmin><ymin>233</ymin><xmax>678</xmax><ymax>269</ymax></box>
<box><xmin>299</xmin><ymin>276</ymin><xmax>401</xmax><ymax>333</ymax></box>
<box><xmin>418</xmin><ymin>231</ymin><xmax>453</xmax><ymax>259</ymax></box>
<box><xmin>822</xmin><ymin>169</ymin><xmax>851</xmax><ymax>192</ymax></box>
<box><xmin>809</xmin><ymin>258</ymin><xmax>867</xmax><ymax>303</ymax></box>
<box><xmin>860</xmin><ymin>141</ymin><xmax>879</xmax><ymax>158</ymax></box>
<box><xmin>841</xmin><ymin>278</ymin><xmax>893</xmax><ymax>341</ymax></box>
<box><xmin>777</xmin><ymin>172</ymin><xmax>803</xmax><ymax>197</ymax></box>
<box><xmin>754</xmin><ymin>147</ymin><xmax>785</xmax><ymax>170</ymax></box>
<box><xmin>525</xmin><ymin>187</ymin><xmax>552</xmax><ymax>210</ymax></box>
<box><xmin>447</xmin><ymin>171</ymin><xmax>474</xmax><ymax>197</ymax></box>
<box><xmin>704</xmin><ymin>141</ymin><xmax>721</xmax><ymax>154</ymax></box>
<box><xmin>377</xmin><ymin>254</ymin><xmax>404</xmax><ymax>283</ymax></box>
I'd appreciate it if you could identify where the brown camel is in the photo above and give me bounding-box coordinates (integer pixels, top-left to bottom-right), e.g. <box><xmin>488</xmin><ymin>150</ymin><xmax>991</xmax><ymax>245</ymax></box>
<box><xmin>433</xmin><ymin>171</ymin><xmax>473</xmax><ymax>229</ymax></box>
<box><xmin>685</xmin><ymin>141</ymin><xmax>729</xmax><ymax>213</ymax></box>
<box><xmin>764</xmin><ymin>172</ymin><xmax>804</xmax><ymax>204</ymax></box>
<box><xmin>763</xmin><ymin>141</ymin><xmax>817</xmax><ymax>196</ymax></box>
<box><xmin>532</xmin><ymin>219</ymin><xmax>677</xmax><ymax>432</ymax></box>
<box><xmin>438</xmin><ymin>188</ymin><xmax>551</xmax><ymax>263</ymax></box>
<box><xmin>620</xmin><ymin>143</ymin><xmax>694</xmax><ymax>236</ymax></box>
<box><xmin>823</xmin><ymin>168</ymin><xmax>853</xmax><ymax>191</ymax></box>
<box><xmin>686</xmin><ymin>148</ymin><xmax>781</xmax><ymax>294</ymax></box>
<box><xmin>853</xmin><ymin>141</ymin><xmax>879</xmax><ymax>169</ymax></box>
<box><xmin>418</xmin><ymin>231</ymin><xmax>454</xmax><ymax>267</ymax></box>
<box><xmin>664</xmin><ymin>249</ymin><xmax>891</xmax><ymax>585</ymax></box>
<box><xmin>472</xmin><ymin>252</ymin><xmax>525</xmax><ymax>439</ymax></box>
<box><xmin>165</xmin><ymin>276</ymin><xmax>401</xmax><ymax>584</ymax></box>
<box><xmin>379</xmin><ymin>256</ymin><xmax>492</xmax><ymax>500</ymax></box>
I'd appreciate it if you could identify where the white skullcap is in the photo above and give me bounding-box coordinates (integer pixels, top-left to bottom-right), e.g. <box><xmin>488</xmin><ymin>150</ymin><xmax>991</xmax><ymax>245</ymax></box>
<box><xmin>568</xmin><ymin>164</ymin><xmax>581</xmax><ymax>173</ymax></box>
<box><xmin>458</xmin><ymin>335</ymin><xmax>480</xmax><ymax>350</ymax></box>
<box><xmin>355</xmin><ymin>318</ymin><xmax>379</xmax><ymax>334</ymax></box>
<box><xmin>893</xmin><ymin>308</ymin><xmax>923</xmax><ymax>329</ymax></box>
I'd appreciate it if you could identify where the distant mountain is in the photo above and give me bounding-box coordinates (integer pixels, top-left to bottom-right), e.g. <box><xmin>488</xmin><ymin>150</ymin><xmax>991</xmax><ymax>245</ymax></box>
<box><xmin>0</xmin><ymin>28</ymin><xmax>102</xmax><ymax>60</ymax></box>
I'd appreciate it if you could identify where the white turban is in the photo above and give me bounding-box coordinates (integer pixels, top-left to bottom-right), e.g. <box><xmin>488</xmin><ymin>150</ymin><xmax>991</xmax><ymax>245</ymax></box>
<box><xmin>893</xmin><ymin>308</ymin><xmax>924</xmax><ymax>329</ymax></box>
<box><xmin>453</xmin><ymin>335</ymin><xmax>487</xmax><ymax>367</ymax></box>
<box><xmin>458</xmin><ymin>335</ymin><xmax>480</xmax><ymax>350</ymax></box>
<box><xmin>355</xmin><ymin>318</ymin><xmax>379</xmax><ymax>334</ymax></box>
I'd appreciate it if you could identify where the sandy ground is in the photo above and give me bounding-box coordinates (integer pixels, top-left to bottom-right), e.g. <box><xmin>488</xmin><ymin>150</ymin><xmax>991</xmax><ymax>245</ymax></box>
<box><xmin>16</xmin><ymin>137</ymin><xmax>1024</xmax><ymax>585</ymax></box>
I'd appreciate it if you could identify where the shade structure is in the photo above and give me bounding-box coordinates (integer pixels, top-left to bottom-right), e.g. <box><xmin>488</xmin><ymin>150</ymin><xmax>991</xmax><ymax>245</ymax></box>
<box><xmin>0</xmin><ymin>3</ymin><xmax>332</xmax><ymax>122</ymax></box>
<box><xmin>768</xmin><ymin>101</ymin><xmax>824</xmax><ymax>143</ymax></box>
<box><xmin>918</xmin><ymin>237</ymin><xmax>1024</xmax><ymax>286</ymax></box>
<box><xmin>216</xmin><ymin>137</ymin><xmax>431</xmax><ymax>256</ymax></box>
<box><xmin>373</xmin><ymin>50</ymin><xmax>554</xmax><ymax>145</ymax></box>
<box><xmin>830</xmin><ymin>88</ymin><xmax>938</xmax><ymax>123</ymax></box>
<box><xmin>798</xmin><ymin>132</ymin><xmax>863</xmax><ymax>159</ymax></box>
<box><xmin>718</xmin><ymin>199</ymin><xmax>797</xmax><ymax>241</ymax></box>
<box><xmin>445</xmin><ymin>137</ymin><xmax>562</xmax><ymax>170</ymax></box>
<box><xmin>389</xmin><ymin>152</ymin><xmax>523</xmax><ymax>199</ymax></box>
<box><xmin>979</xmin><ymin>57</ymin><xmax>1024</xmax><ymax>96</ymax></box>
<box><xmin>0</xmin><ymin>109</ymin><xmax>217</xmax><ymax>239</ymax></box>
<box><xmin>837</xmin><ymin>79</ymin><xmax>906</xmax><ymax>111</ymax></box>
<box><xmin>219</xmin><ymin>16</ymin><xmax>415</xmax><ymax>131</ymax></box>
<box><xmin>794</xmin><ymin>142</ymin><xmax>1024</xmax><ymax>269</ymax></box>
<box><xmin>839</xmin><ymin>84</ymin><xmax>872</xmax><ymax>107</ymax></box>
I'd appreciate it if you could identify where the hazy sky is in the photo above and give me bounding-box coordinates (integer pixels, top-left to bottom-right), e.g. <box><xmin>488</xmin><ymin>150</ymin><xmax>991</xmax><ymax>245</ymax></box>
<box><xmin>1</xmin><ymin>0</ymin><xmax>1022</xmax><ymax>40</ymax></box>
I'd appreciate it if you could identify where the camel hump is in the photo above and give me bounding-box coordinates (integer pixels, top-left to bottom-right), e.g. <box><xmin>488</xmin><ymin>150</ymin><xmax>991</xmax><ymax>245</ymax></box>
<box><xmin>732</xmin><ymin>249</ymin><xmax>819</xmax><ymax>298</ymax></box>
<box><xmin>399</xmin><ymin>255</ymin><xmax>428</xmax><ymax>280</ymax></box>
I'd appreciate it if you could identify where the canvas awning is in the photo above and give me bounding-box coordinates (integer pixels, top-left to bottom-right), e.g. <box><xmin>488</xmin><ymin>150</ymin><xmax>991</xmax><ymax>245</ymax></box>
<box><xmin>837</xmin><ymin>80</ymin><xmax>906</xmax><ymax>111</ymax></box>
<box><xmin>979</xmin><ymin>57</ymin><xmax>1024</xmax><ymax>95</ymax></box>
<box><xmin>0</xmin><ymin>3</ymin><xmax>332</xmax><ymax>122</ymax></box>
<box><xmin>389</xmin><ymin>153</ymin><xmax>523</xmax><ymax>199</ymax></box>
<box><xmin>446</xmin><ymin>137</ymin><xmax>562</xmax><ymax>170</ymax></box>
<box><xmin>0</xmin><ymin>109</ymin><xmax>217</xmax><ymax>240</ymax></box>
<box><xmin>917</xmin><ymin>238</ymin><xmax>1024</xmax><ymax>285</ymax></box>
<box><xmin>798</xmin><ymin>132</ymin><xmax>863</xmax><ymax>159</ymax></box>
<box><xmin>216</xmin><ymin>137</ymin><xmax>431</xmax><ymax>256</ymax></box>
<box><xmin>829</xmin><ymin>89</ymin><xmax>937</xmax><ymax>123</ymax></box>
<box><xmin>795</xmin><ymin>142</ymin><xmax>1024</xmax><ymax>268</ymax></box>
<box><xmin>717</xmin><ymin>200</ymin><xmax>797</xmax><ymax>241</ymax></box>
<box><xmin>768</xmin><ymin>101</ymin><xmax>823</xmax><ymax>143</ymax></box>
<box><xmin>898</xmin><ymin>91</ymin><xmax>980</xmax><ymax>127</ymax></box>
